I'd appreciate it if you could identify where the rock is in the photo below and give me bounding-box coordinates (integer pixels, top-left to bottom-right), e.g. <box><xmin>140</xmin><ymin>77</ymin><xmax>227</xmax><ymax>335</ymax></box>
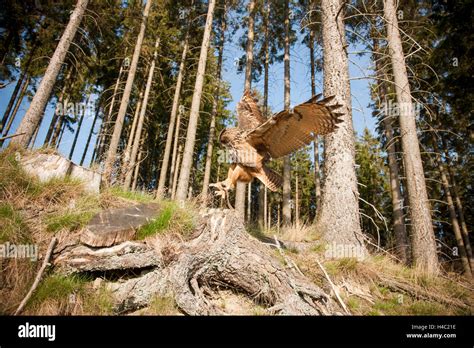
<box><xmin>80</xmin><ymin>203</ymin><xmax>160</xmax><ymax>247</ymax></box>
<box><xmin>21</xmin><ymin>153</ymin><xmax>71</xmax><ymax>182</ymax></box>
<box><xmin>20</xmin><ymin>152</ymin><xmax>102</xmax><ymax>193</ymax></box>
<box><xmin>70</xmin><ymin>165</ymin><xmax>101</xmax><ymax>193</ymax></box>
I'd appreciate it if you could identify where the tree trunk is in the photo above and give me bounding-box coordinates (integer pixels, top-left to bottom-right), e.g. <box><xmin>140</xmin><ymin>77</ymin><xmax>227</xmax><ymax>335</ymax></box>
<box><xmin>103</xmin><ymin>0</ymin><xmax>152</xmax><ymax>182</ymax></box>
<box><xmin>122</xmin><ymin>88</ymin><xmax>144</xmax><ymax>181</ymax></box>
<box><xmin>175</xmin><ymin>0</ymin><xmax>216</xmax><ymax>202</ymax></box>
<box><xmin>80</xmin><ymin>103</ymin><xmax>100</xmax><ymax>166</ymax></box>
<box><xmin>434</xmin><ymin>152</ymin><xmax>471</xmax><ymax>276</ymax></box>
<box><xmin>68</xmin><ymin>94</ymin><xmax>90</xmax><ymax>160</ymax></box>
<box><xmin>295</xmin><ymin>173</ymin><xmax>300</xmax><ymax>229</ymax></box>
<box><xmin>131</xmin><ymin>146</ymin><xmax>143</xmax><ymax>191</ymax></box>
<box><xmin>1</xmin><ymin>73</ymin><xmax>25</xmax><ymax>133</ymax></box>
<box><xmin>95</xmin><ymin>57</ymin><xmax>127</xmax><ymax>164</ymax></box>
<box><xmin>309</xmin><ymin>25</ymin><xmax>322</xmax><ymax>209</ymax></box>
<box><xmin>124</xmin><ymin>37</ymin><xmax>160</xmax><ymax>189</ymax></box>
<box><xmin>244</xmin><ymin>0</ymin><xmax>255</xmax><ymax>90</ymax></box>
<box><xmin>2</xmin><ymin>27</ymin><xmax>39</xmax><ymax>128</ymax></box>
<box><xmin>57</xmin><ymin>210</ymin><xmax>336</xmax><ymax>315</ymax></box>
<box><xmin>282</xmin><ymin>0</ymin><xmax>292</xmax><ymax>226</ymax></box>
<box><xmin>441</xmin><ymin>141</ymin><xmax>473</xmax><ymax>270</ymax></box>
<box><xmin>169</xmin><ymin>110</ymin><xmax>182</xmax><ymax>194</ymax></box>
<box><xmin>259</xmin><ymin>0</ymin><xmax>270</xmax><ymax>229</ymax></box>
<box><xmin>372</xmin><ymin>34</ymin><xmax>409</xmax><ymax>264</ymax></box>
<box><xmin>171</xmin><ymin>145</ymin><xmax>183</xmax><ymax>199</ymax></box>
<box><xmin>9</xmin><ymin>0</ymin><xmax>89</xmax><ymax>148</ymax></box>
<box><xmin>383</xmin><ymin>116</ymin><xmax>409</xmax><ymax>263</ymax></box>
<box><xmin>235</xmin><ymin>0</ymin><xmax>256</xmax><ymax>218</ymax></box>
<box><xmin>0</xmin><ymin>76</ymin><xmax>30</xmax><ymax>147</ymax></box>
<box><xmin>383</xmin><ymin>0</ymin><xmax>438</xmax><ymax>274</ymax></box>
<box><xmin>201</xmin><ymin>10</ymin><xmax>226</xmax><ymax>200</ymax></box>
<box><xmin>315</xmin><ymin>0</ymin><xmax>367</xmax><ymax>256</ymax></box>
<box><xmin>156</xmin><ymin>32</ymin><xmax>189</xmax><ymax>198</ymax></box>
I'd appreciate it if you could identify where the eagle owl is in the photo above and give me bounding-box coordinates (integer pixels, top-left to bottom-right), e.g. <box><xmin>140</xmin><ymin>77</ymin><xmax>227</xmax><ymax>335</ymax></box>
<box><xmin>210</xmin><ymin>90</ymin><xmax>343</xmax><ymax>206</ymax></box>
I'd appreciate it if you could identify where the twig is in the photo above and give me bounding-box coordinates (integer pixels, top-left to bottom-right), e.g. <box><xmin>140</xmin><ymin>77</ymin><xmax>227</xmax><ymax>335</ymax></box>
<box><xmin>273</xmin><ymin>235</ymin><xmax>304</xmax><ymax>277</ymax></box>
<box><xmin>0</xmin><ymin>132</ymin><xmax>26</xmax><ymax>141</ymax></box>
<box><xmin>14</xmin><ymin>237</ymin><xmax>58</xmax><ymax>315</ymax></box>
<box><xmin>315</xmin><ymin>258</ymin><xmax>351</xmax><ymax>315</ymax></box>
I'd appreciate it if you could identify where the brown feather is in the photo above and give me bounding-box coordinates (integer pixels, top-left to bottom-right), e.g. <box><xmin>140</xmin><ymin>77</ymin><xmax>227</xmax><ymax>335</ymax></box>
<box><xmin>253</xmin><ymin>166</ymin><xmax>282</xmax><ymax>191</ymax></box>
<box><xmin>245</xmin><ymin>94</ymin><xmax>343</xmax><ymax>158</ymax></box>
<box><xmin>237</xmin><ymin>89</ymin><xmax>266</xmax><ymax>130</ymax></box>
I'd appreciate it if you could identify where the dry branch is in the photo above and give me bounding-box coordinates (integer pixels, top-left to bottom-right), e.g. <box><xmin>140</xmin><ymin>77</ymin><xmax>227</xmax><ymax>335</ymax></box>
<box><xmin>15</xmin><ymin>237</ymin><xmax>57</xmax><ymax>315</ymax></box>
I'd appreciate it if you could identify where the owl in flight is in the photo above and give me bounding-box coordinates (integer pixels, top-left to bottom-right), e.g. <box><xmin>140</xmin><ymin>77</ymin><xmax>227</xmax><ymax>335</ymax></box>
<box><xmin>210</xmin><ymin>89</ymin><xmax>343</xmax><ymax>207</ymax></box>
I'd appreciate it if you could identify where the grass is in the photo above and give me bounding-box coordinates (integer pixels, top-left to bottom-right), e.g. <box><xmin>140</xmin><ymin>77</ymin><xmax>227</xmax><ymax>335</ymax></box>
<box><xmin>136</xmin><ymin>200</ymin><xmax>195</xmax><ymax>239</ymax></box>
<box><xmin>26</xmin><ymin>274</ymin><xmax>116</xmax><ymax>315</ymax></box>
<box><xmin>82</xmin><ymin>286</ymin><xmax>115</xmax><ymax>315</ymax></box>
<box><xmin>28</xmin><ymin>274</ymin><xmax>87</xmax><ymax>308</ymax></box>
<box><xmin>0</xmin><ymin>202</ymin><xmax>30</xmax><ymax>243</ymax></box>
<box><xmin>46</xmin><ymin>211</ymin><xmax>95</xmax><ymax>233</ymax></box>
<box><xmin>143</xmin><ymin>295</ymin><xmax>178</xmax><ymax>315</ymax></box>
<box><xmin>107</xmin><ymin>187</ymin><xmax>154</xmax><ymax>203</ymax></box>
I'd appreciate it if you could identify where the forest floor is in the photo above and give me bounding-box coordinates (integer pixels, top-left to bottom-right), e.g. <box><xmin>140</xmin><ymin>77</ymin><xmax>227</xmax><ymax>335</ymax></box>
<box><xmin>0</xmin><ymin>147</ymin><xmax>473</xmax><ymax>316</ymax></box>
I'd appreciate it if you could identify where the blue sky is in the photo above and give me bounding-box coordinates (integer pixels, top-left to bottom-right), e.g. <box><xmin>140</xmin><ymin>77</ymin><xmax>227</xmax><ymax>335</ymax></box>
<box><xmin>0</xmin><ymin>18</ymin><xmax>376</xmax><ymax>167</ymax></box>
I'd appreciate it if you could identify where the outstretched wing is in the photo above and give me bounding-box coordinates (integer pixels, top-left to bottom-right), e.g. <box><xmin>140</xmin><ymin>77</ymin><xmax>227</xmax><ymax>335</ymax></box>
<box><xmin>245</xmin><ymin>95</ymin><xmax>343</xmax><ymax>159</ymax></box>
<box><xmin>237</xmin><ymin>89</ymin><xmax>266</xmax><ymax>130</ymax></box>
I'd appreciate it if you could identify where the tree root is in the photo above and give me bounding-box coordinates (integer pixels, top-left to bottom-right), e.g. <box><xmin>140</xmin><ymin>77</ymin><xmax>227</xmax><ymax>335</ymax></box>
<box><xmin>55</xmin><ymin>209</ymin><xmax>337</xmax><ymax>315</ymax></box>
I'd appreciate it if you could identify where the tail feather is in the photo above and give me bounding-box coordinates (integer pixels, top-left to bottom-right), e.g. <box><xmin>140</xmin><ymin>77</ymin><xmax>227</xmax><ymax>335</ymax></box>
<box><xmin>254</xmin><ymin>166</ymin><xmax>282</xmax><ymax>192</ymax></box>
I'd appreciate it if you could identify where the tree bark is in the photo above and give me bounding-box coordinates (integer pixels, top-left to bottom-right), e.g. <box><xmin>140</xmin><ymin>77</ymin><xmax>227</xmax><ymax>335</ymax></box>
<box><xmin>383</xmin><ymin>116</ymin><xmax>409</xmax><ymax>263</ymax></box>
<box><xmin>131</xmin><ymin>147</ymin><xmax>143</xmax><ymax>191</ymax></box>
<box><xmin>175</xmin><ymin>0</ymin><xmax>216</xmax><ymax>202</ymax></box>
<box><xmin>315</xmin><ymin>0</ymin><xmax>366</xmax><ymax>256</ymax></box>
<box><xmin>169</xmin><ymin>110</ymin><xmax>182</xmax><ymax>194</ymax></box>
<box><xmin>9</xmin><ymin>0</ymin><xmax>89</xmax><ymax>148</ymax></box>
<box><xmin>103</xmin><ymin>0</ymin><xmax>152</xmax><ymax>182</ymax></box>
<box><xmin>383</xmin><ymin>0</ymin><xmax>438</xmax><ymax>274</ymax></box>
<box><xmin>156</xmin><ymin>31</ymin><xmax>189</xmax><ymax>198</ymax></box>
<box><xmin>201</xmin><ymin>10</ymin><xmax>226</xmax><ymax>200</ymax></box>
<box><xmin>124</xmin><ymin>37</ymin><xmax>160</xmax><ymax>189</ymax></box>
<box><xmin>282</xmin><ymin>0</ymin><xmax>292</xmax><ymax>226</ymax></box>
<box><xmin>259</xmin><ymin>0</ymin><xmax>270</xmax><ymax>229</ymax></box>
<box><xmin>171</xmin><ymin>145</ymin><xmax>183</xmax><ymax>199</ymax></box>
<box><xmin>309</xmin><ymin>25</ymin><xmax>322</xmax><ymax>209</ymax></box>
<box><xmin>372</xmin><ymin>34</ymin><xmax>409</xmax><ymax>264</ymax></box>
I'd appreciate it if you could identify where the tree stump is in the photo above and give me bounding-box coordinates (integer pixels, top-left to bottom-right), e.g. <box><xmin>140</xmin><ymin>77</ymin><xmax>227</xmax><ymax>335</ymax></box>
<box><xmin>55</xmin><ymin>209</ymin><xmax>337</xmax><ymax>315</ymax></box>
